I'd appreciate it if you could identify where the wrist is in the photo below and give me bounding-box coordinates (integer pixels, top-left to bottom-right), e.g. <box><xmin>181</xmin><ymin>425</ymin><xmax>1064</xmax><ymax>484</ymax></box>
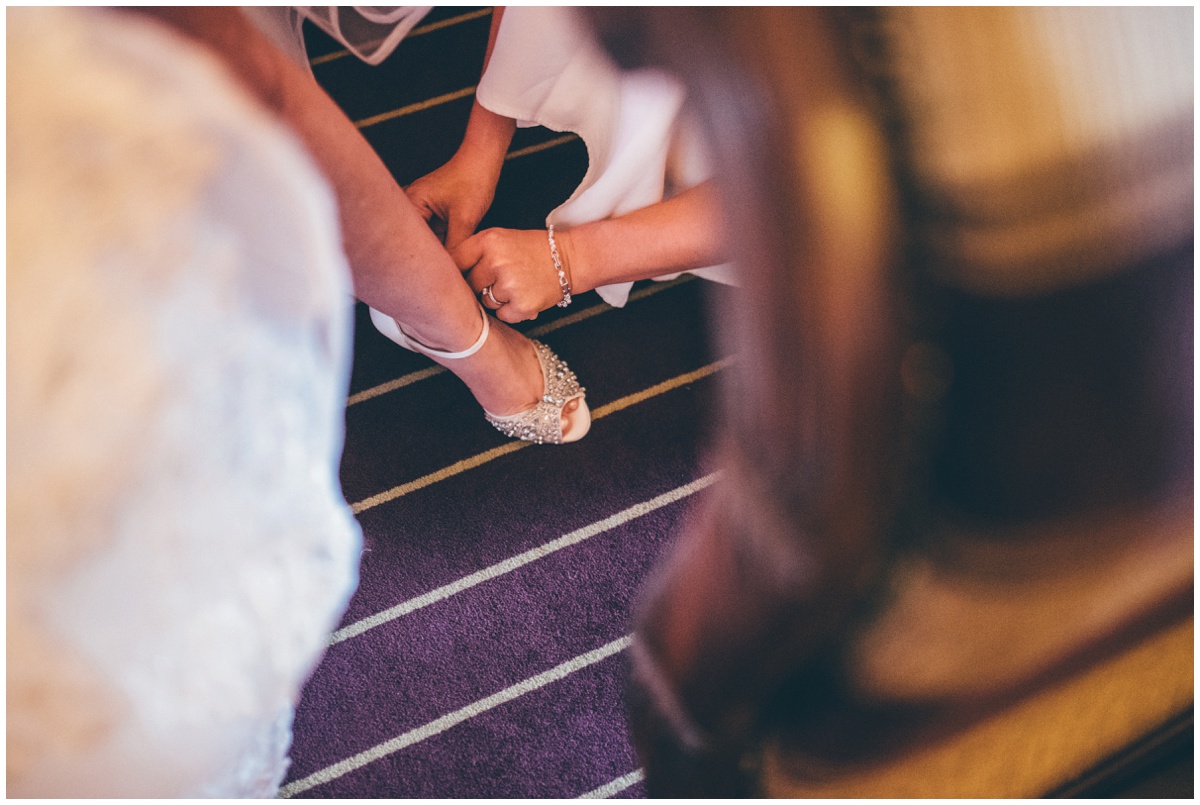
<box><xmin>546</xmin><ymin>225</ymin><xmax>574</xmax><ymax>307</ymax></box>
<box><xmin>456</xmin><ymin>102</ymin><xmax>515</xmax><ymax>175</ymax></box>
<box><xmin>454</xmin><ymin>133</ymin><xmax>505</xmax><ymax>166</ymax></box>
<box><xmin>554</xmin><ymin>227</ymin><xmax>589</xmax><ymax>297</ymax></box>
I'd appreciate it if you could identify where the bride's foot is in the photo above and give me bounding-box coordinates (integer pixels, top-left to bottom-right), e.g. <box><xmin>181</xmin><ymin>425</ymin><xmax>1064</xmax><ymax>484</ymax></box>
<box><xmin>482</xmin><ymin>338</ymin><xmax>591</xmax><ymax>444</ymax></box>
<box><xmin>369</xmin><ymin>305</ymin><xmax>590</xmax><ymax>444</ymax></box>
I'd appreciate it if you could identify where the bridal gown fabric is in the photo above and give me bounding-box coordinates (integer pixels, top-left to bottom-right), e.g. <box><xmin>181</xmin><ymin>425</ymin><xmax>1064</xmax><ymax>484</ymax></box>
<box><xmin>259</xmin><ymin>6</ymin><xmax>736</xmax><ymax>314</ymax></box>
<box><xmin>8</xmin><ymin>7</ymin><xmax>361</xmax><ymax>797</ymax></box>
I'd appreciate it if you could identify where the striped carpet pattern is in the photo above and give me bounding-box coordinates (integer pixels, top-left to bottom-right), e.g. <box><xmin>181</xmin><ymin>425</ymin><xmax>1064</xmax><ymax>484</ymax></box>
<box><xmin>282</xmin><ymin>9</ymin><xmax>729</xmax><ymax>798</ymax></box>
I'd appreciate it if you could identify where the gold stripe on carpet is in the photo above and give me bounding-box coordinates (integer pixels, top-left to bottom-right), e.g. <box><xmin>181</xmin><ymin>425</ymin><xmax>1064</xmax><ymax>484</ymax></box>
<box><xmin>350</xmin><ymin>357</ymin><xmax>731</xmax><ymax>513</ymax></box>
<box><xmin>354</xmin><ymin>86</ymin><xmax>477</xmax><ymax>129</ymax></box>
<box><xmin>505</xmin><ymin>134</ymin><xmax>580</xmax><ymax>161</ymax></box>
<box><xmin>347</xmin><ymin>365</ymin><xmax>445</xmax><ymax>407</ymax></box>
<box><xmin>590</xmin><ymin>357</ymin><xmax>733</xmax><ymax>421</ymax></box>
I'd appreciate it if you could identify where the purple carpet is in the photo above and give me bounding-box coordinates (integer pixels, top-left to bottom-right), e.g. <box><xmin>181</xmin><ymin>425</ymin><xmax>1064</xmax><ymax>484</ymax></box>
<box><xmin>280</xmin><ymin>9</ymin><xmax>729</xmax><ymax>798</ymax></box>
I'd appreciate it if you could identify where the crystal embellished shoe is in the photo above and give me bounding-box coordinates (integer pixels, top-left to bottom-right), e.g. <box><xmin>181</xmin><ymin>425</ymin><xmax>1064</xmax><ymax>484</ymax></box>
<box><xmin>484</xmin><ymin>340</ymin><xmax>590</xmax><ymax>444</ymax></box>
<box><xmin>368</xmin><ymin>304</ymin><xmax>590</xmax><ymax>444</ymax></box>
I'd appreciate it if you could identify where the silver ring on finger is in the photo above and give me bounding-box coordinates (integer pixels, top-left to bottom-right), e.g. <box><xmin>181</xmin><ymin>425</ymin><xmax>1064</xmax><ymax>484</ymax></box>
<box><xmin>482</xmin><ymin>285</ymin><xmax>501</xmax><ymax>308</ymax></box>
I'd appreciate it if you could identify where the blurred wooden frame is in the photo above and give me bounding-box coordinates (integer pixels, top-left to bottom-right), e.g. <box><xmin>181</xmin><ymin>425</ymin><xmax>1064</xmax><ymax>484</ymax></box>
<box><xmin>765</xmin><ymin>616</ymin><xmax>1192</xmax><ymax>798</ymax></box>
<box><xmin>588</xmin><ymin>6</ymin><xmax>1192</xmax><ymax>798</ymax></box>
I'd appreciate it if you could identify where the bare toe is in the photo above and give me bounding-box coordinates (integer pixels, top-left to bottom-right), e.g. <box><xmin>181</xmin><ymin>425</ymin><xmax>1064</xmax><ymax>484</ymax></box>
<box><xmin>560</xmin><ymin>397</ymin><xmax>591</xmax><ymax>443</ymax></box>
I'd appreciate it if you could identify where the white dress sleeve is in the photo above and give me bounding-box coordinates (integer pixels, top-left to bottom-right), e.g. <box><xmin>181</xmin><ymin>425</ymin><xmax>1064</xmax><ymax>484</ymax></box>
<box><xmin>240</xmin><ymin>7</ymin><xmax>432</xmax><ymax>70</ymax></box>
<box><xmin>479</xmin><ymin>6</ymin><xmax>736</xmax><ymax>308</ymax></box>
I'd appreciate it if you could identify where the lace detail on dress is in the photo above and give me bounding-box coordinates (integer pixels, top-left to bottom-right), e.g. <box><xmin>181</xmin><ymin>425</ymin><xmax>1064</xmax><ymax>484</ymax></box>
<box><xmin>8</xmin><ymin>8</ymin><xmax>360</xmax><ymax>796</ymax></box>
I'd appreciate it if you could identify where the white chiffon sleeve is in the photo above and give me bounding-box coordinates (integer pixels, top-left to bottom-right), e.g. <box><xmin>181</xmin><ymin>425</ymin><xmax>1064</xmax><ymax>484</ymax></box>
<box><xmin>240</xmin><ymin>6</ymin><xmax>432</xmax><ymax>71</ymax></box>
<box><xmin>296</xmin><ymin>6</ymin><xmax>432</xmax><ymax>65</ymax></box>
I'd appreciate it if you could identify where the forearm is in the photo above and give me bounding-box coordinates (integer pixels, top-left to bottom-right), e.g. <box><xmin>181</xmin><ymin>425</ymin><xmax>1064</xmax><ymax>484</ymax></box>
<box><xmin>454</xmin><ymin>102</ymin><xmax>516</xmax><ymax>177</ymax></box>
<box><xmin>455</xmin><ymin>8</ymin><xmax>515</xmax><ymax>175</ymax></box>
<box><xmin>136</xmin><ymin>8</ymin><xmax>477</xmax><ymax>339</ymax></box>
<box><xmin>558</xmin><ymin>181</ymin><xmax>727</xmax><ymax>294</ymax></box>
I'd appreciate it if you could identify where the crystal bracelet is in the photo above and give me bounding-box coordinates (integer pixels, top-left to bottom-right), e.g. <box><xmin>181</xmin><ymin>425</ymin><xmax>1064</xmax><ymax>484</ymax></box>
<box><xmin>547</xmin><ymin>224</ymin><xmax>572</xmax><ymax>308</ymax></box>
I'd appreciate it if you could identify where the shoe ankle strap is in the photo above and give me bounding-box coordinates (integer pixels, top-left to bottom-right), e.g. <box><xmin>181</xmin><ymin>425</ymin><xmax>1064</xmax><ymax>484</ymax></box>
<box><xmin>397</xmin><ymin>303</ymin><xmax>490</xmax><ymax>360</ymax></box>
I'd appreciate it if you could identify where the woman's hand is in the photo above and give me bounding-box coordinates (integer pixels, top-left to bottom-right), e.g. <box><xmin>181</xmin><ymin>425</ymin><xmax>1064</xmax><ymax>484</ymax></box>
<box><xmin>404</xmin><ymin>154</ymin><xmax>500</xmax><ymax>251</ymax></box>
<box><xmin>405</xmin><ymin>96</ymin><xmax>516</xmax><ymax>250</ymax></box>
<box><xmin>452</xmin><ymin>228</ymin><xmax>565</xmax><ymax>322</ymax></box>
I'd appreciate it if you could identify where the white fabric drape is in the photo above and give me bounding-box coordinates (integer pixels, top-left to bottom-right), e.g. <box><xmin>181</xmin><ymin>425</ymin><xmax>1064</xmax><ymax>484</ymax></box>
<box><xmin>297</xmin><ymin>6</ymin><xmax>432</xmax><ymax>66</ymax></box>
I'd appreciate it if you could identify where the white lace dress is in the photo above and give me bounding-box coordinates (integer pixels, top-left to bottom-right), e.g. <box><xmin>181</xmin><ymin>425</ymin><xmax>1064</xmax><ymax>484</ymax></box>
<box><xmin>7</xmin><ymin>7</ymin><xmax>361</xmax><ymax>797</ymax></box>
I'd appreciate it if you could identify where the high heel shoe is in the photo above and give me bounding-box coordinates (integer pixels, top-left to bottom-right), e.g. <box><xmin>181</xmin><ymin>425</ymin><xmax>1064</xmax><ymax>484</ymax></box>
<box><xmin>368</xmin><ymin>305</ymin><xmax>591</xmax><ymax>444</ymax></box>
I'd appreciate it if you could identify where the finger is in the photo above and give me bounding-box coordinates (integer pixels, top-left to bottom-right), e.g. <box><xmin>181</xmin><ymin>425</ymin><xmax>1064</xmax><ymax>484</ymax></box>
<box><xmin>405</xmin><ymin>190</ymin><xmax>446</xmax><ymax>242</ymax></box>
<box><xmin>496</xmin><ymin>302</ymin><xmax>538</xmax><ymax>324</ymax></box>
<box><xmin>404</xmin><ymin>187</ymin><xmax>436</xmax><ymax>223</ymax></box>
<box><xmin>414</xmin><ymin>200</ymin><xmax>435</xmax><ymax>224</ymax></box>
<box><xmin>480</xmin><ymin>285</ymin><xmax>504</xmax><ymax>310</ymax></box>
<box><xmin>429</xmin><ymin>217</ymin><xmax>447</xmax><ymax>244</ymax></box>
<box><xmin>477</xmin><ymin>283</ymin><xmax>506</xmax><ymax>309</ymax></box>
<box><xmin>463</xmin><ymin>266</ymin><xmax>496</xmax><ymax>295</ymax></box>
<box><xmin>450</xmin><ymin>232</ymin><xmax>486</xmax><ymax>273</ymax></box>
<box><xmin>444</xmin><ymin>213</ymin><xmax>477</xmax><ymax>252</ymax></box>
<box><xmin>496</xmin><ymin>304</ymin><xmax>524</xmax><ymax>324</ymax></box>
